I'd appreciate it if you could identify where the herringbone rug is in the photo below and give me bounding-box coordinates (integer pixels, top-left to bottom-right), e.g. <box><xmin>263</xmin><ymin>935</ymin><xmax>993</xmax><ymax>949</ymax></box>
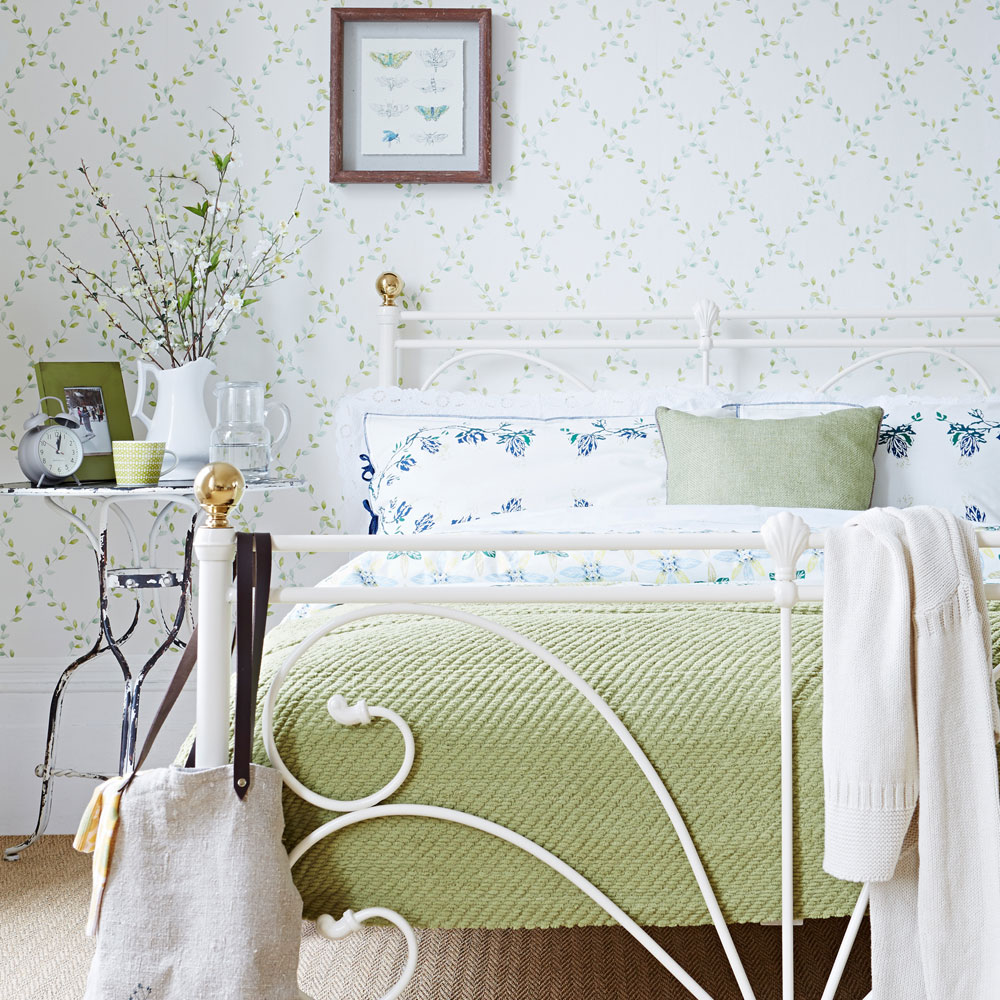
<box><xmin>1</xmin><ymin>836</ymin><xmax>870</xmax><ymax>999</ymax></box>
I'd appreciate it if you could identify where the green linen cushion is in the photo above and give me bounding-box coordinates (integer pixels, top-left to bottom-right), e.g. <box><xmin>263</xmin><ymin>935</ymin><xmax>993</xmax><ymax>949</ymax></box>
<box><xmin>656</xmin><ymin>405</ymin><xmax>884</xmax><ymax>509</ymax></box>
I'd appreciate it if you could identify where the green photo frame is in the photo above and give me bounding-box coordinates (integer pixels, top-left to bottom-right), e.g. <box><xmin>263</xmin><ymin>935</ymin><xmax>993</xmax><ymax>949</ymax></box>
<box><xmin>34</xmin><ymin>361</ymin><xmax>133</xmax><ymax>481</ymax></box>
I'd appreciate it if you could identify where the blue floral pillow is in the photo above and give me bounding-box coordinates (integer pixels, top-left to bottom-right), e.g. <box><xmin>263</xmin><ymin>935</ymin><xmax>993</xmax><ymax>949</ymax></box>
<box><xmin>362</xmin><ymin>413</ymin><xmax>668</xmax><ymax>533</ymax></box>
<box><xmin>733</xmin><ymin>397</ymin><xmax>1000</xmax><ymax>526</ymax></box>
<box><xmin>872</xmin><ymin>400</ymin><xmax>1000</xmax><ymax>526</ymax></box>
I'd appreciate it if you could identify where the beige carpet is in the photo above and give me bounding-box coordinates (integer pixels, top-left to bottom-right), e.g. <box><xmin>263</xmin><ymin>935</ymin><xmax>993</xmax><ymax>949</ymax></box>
<box><xmin>0</xmin><ymin>835</ymin><xmax>870</xmax><ymax>999</ymax></box>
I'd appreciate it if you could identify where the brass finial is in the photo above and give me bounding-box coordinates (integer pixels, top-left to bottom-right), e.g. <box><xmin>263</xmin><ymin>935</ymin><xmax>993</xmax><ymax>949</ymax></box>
<box><xmin>194</xmin><ymin>462</ymin><xmax>245</xmax><ymax>529</ymax></box>
<box><xmin>376</xmin><ymin>271</ymin><xmax>403</xmax><ymax>307</ymax></box>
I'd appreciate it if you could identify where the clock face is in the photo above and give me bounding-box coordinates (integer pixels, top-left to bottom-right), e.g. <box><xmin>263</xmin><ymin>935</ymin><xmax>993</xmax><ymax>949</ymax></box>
<box><xmin>36</xmin><ymin>425</ymin><xmax>84</xmax><ymax>478</ymax></box>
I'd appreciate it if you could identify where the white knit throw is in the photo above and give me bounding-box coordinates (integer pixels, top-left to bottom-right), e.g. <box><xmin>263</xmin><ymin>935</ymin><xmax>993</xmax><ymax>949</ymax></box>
<box><xmin>823</xmin><ymin>507</ymin><xmax>1000</xmax><ymax>998</ymax></box>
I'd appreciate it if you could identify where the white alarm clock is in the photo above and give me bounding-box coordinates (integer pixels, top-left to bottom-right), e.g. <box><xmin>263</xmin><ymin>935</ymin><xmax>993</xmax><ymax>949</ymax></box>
<box><xmin>17</xmin><ymin>396</ymin><xmax>86</xmax><ymax>487</ymax></box>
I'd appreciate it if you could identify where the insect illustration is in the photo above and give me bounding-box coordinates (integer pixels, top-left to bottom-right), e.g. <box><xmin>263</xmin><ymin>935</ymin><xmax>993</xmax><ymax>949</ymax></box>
<box><xmin>415</xmin><ymin>132</ymin><xmax>448</xmax><ymax>145</ymax></box>
<box><xmin>418</xmin><ymin>77</ymin><xmax>445</xmax><ymax>94</ymax></box>
<box><xmin>377</xmin><ymin>75</ymin><xmax>408</xmax><ymax>91</ymax></box>
<box><xmin>370</xmin><ymin>102</ymin><xmax>408</xmax><ymax>119</ymax></box>
<box><xmin>382</xmin><ymin>130</ymin><xmax>400</xmax><ymax>146</ymax></box>
<box><xmin>370</xmin><ymin>50</ymin><xmax>411</xmax><ymax>69</ymax></box>
<box><xmin>415</xmin><ymin>105</ymin><xmax>449</xmax><ymax>121</ymax></box>
<box><xmin>420</xmin><ymin>47</ymin><xmax>454</xmax><ymax>72</ymax></box>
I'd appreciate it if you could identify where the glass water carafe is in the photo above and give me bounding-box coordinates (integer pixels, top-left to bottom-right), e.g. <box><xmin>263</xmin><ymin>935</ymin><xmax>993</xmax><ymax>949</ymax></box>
<box><xmin>209</xmin><ymin>381</ymin><xmax>290</xmax><ymax>482</ymax></box>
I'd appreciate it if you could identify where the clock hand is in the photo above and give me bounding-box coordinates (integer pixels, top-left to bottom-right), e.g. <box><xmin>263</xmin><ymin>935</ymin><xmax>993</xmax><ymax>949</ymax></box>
<box><xmin>56</xmin><ymin>433</ymin><xmax>62</xmax><ymax>453</ymax></box>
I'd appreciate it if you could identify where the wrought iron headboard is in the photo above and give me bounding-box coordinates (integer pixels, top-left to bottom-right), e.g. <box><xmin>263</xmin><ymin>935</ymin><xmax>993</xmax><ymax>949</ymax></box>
<box><xmin>372</xmin><ymin>271</ymin><xmax>1000</xmax><ymax>393</ymax></box>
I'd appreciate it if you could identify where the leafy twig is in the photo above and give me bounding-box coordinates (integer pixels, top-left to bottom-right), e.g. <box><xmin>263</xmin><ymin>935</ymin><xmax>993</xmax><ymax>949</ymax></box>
<box><xmin>56</xmin><ymin>117</ymin><xmax>307</xmax><ymax>368</ymax></box>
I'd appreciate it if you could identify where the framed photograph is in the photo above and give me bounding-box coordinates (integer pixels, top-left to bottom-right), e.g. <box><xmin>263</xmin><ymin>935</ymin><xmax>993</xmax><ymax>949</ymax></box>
<box><xmin>34</xmin><ymin>361</ymin><xmax>132</xmax><ymax>481</ymax></box>
<box><xmin>330</xmin><ymin>8</ymin><xmax>491</xmax><ymax>184</ymax></box>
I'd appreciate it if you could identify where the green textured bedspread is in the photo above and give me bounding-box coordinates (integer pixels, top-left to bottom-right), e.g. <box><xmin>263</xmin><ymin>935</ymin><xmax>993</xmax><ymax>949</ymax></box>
<box><xmin>252</xmin><ymin>601</ymin><xmax>1000</xmax><ymax>929</ymax></box>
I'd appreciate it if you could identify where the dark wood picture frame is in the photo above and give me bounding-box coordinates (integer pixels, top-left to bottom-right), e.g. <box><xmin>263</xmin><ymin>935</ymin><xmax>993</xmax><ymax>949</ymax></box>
<box><xmin>330</xmin><ymin>8</ymin><xmax>491</xmax><ymax>184</ymax></box>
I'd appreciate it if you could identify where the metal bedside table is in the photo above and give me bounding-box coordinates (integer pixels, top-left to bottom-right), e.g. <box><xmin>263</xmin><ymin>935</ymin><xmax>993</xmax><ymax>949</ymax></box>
<box><xmin>1</xmin><ymin>476</ymin><xmax>303</xmax><ymax>860</ymax></box>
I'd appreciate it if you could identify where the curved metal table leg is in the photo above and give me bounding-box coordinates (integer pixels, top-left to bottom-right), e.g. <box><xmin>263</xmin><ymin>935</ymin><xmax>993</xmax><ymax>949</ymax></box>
<box><xmin>119</xmin><ymin>515</ymin><xmax>198</xmax><ymax>769</ymax></box>
<box><xmin>4</xmin><ymin>504</ymin><xmax>115</xmax><ymax>862</ymax></box>
<box><xmin>6</xmin><ymin>496</ymin><xmax>199</xmax><ymax>860</ymax></box>
<box><xmin>3</xmin><ymin>617</ymin><xmax>105</xmax><ymax>861</ymax></box>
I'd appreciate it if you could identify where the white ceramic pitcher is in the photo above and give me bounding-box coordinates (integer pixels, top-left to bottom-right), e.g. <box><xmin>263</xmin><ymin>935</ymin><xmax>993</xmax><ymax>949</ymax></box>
<box><xmin>131</xmin><ymin>358</ymin><xmax>213</xmax><ymax>482</ymax></box>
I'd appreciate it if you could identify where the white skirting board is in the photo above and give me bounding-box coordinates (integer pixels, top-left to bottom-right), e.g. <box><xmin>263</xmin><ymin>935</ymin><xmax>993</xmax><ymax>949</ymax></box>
<box><xmin>0</xmin><ymin>654</ymin><xmax>196</xmax><ymax>835</ymax></box>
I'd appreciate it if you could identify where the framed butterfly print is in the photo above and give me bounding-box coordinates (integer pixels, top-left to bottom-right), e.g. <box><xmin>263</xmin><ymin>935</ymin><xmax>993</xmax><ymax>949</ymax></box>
<box><xmin>330</xmin><ymin>8</ymin><xmax>491</xmax><ymax>183</ymax></box>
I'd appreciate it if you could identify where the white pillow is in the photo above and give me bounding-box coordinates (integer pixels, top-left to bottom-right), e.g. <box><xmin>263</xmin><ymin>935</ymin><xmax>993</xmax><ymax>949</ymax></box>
<box><xmin>364</xmin><ymin>413</ymin><xmax>665</xmax><ymax>533</ymax></box>
<box><xmin>733</xmin><ymin>395</ymin><xmax>1000</xmax><ymax>526</ymax></box>
<box><xmin>337</xmin><ymin>386</ymin><xmax>734</xmax><ymax>533</ymax></box>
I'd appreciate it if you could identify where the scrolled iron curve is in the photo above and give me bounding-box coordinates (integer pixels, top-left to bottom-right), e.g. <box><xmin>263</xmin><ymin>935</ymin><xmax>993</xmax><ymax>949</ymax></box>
<box><xmin>270</xmin><ymin>602</ymin><xmax>756</xmax><ymax>1000</ymax></box>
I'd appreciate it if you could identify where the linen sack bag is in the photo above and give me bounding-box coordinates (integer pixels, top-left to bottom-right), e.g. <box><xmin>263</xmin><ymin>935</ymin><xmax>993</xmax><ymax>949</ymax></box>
<box><xmin>75</xmin><ymin>533</ymin><xmax>313</xmax><ymax>1000</ymax></box>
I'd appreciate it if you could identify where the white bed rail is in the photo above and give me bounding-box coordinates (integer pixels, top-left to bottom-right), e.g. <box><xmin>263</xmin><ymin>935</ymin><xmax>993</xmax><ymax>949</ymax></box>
<box><xmin>262</xmin><ymin>530</ymin><xmax>1000</xmax><ymax>607</ymax></box>
<box><xmin>266</xmin><ymin>528</ymin><xmax>1000</xmax><ymax>554</ymax></box>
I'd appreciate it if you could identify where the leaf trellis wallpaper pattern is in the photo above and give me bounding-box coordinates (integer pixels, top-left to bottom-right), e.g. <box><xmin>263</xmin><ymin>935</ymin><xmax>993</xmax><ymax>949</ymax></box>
<box><xmin>1</xmin><ymin>0</ymin><xmax>998</xmax><ymax>658</ymax></box>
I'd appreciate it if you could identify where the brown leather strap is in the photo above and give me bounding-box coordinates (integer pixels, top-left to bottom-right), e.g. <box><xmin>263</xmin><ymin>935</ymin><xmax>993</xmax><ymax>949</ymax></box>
<box><xmin>120</xmin><ymin>630</ymin><xmax>199</xmax><ymax>793</ymax></box>
<box><xmin>233</xmin><ymin>533</ymin><xmax>271</xmax><ymax>798</ymax></box>
<box><xmin>250</xmin><ymin>535</ymin><xmax>270</xmax><ymax>711</ymax></box>
<box><xmin>232</xmin><ymin>534</ymin><xmax>253</xmax><ymax>795</ymax></box>
<box><xmin>123</xmin><ymin>532</ymin><xmax>272</xmax><ymax>799</ymax></box>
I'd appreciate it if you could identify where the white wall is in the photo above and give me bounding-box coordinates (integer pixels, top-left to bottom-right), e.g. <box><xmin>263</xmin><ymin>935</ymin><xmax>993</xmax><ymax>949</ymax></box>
<box><xmin>2</xmin><ymin>1</ymin><xmax>999</xmax><ymax>831</ymax></box>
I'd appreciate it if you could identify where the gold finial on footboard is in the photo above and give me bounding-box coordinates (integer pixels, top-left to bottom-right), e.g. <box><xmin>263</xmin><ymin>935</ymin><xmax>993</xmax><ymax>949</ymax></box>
<box><xmin>376</xmin><ymin>271</ymin><xmax>403</xmax><ymax>306</ymax></box>
<box><xmin>194</xmin><ymin>462</ymin><xmax>245</xmax><ymax>528</ymax></box>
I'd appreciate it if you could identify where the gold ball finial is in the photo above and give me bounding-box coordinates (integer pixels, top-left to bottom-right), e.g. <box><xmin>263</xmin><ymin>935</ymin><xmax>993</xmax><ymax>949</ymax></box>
<box><xmin>376</xmin><ymin>271</ymin><xmax>403</xmax><ymax>307</ymax></box>
<box><xmin>194</xmin><ymin>462</ymin><xmax>245</xmax><ymax>529</ymax></box>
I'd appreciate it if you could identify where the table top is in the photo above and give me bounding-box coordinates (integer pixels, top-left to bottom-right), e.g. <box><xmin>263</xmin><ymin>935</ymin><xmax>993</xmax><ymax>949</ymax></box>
<box><xmin>0</xmin><ymin>476</ymin><xmax>305</xmax><ymax>499</ymax></box>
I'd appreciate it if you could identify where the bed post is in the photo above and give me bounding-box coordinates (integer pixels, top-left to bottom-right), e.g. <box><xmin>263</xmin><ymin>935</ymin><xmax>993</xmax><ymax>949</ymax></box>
<box><xmin>761</xmin><ymin>511</ymin><xmax>810</xmax><ymax>1000</ymax></box>
<box><xmin>376</xmin><ymin>271</ymin><xmax>403</xmax><ymax>388</ymax></box>
<box><xmin>193</xmin><ymin>462</ymin><xmax>245</xmax><ymax>767</ymax></box>
<box><xmin>693</xmin><ymin>299</ymin><xmax>720</xmax><ymax>387</ymax></box>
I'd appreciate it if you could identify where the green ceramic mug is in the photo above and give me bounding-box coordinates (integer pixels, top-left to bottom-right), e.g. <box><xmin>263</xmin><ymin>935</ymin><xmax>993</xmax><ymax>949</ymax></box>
<box><xmin>112</xmin><ymin>441</ymin><xmax>178</xmax><ymax>486</ymax></box>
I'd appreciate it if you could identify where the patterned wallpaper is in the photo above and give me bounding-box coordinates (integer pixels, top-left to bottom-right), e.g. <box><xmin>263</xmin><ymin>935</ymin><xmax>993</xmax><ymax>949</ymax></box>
<box><xmin>1</xmin><ymin>0</ymin><xmax>998</xmax><ymax>658</ymax></box>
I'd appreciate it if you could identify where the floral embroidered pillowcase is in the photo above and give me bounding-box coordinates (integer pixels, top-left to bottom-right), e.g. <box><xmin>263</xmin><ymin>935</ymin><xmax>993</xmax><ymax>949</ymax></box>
<box><xmin>362</xmin><ymin>412</ymin><xmax>671</xmax><ymax>533</ymax></box>
<box><xmin>731</xmin><ymin>397</ymin><xmax>1000</xmax><ymax>526</ymax></box>
<box><xmin>337</xmin><ymin>386</ymin><xmax>735</xmax><ymax>533</ymax></box>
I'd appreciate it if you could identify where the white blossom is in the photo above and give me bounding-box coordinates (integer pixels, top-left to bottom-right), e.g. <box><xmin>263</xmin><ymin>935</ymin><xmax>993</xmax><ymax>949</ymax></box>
<box><xmin>223</xmin><ymin>293</ymin><xmax>242</xmax><ymax>312</ymax></box>
<box><xmin>251</xmin><ymin>238</ymin><xmax>269</xmax><ymax>260</ymax></box>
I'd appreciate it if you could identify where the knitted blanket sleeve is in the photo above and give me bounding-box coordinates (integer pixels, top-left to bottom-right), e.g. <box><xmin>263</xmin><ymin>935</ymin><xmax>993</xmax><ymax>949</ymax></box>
<box><xmin>247</xmin><ymin>601</ymin><xmax>1000</xmax><ymax>929</ymax></box>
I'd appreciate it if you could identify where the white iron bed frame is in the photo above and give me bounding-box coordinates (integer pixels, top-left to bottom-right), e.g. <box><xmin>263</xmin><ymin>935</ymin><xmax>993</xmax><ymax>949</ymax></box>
<box><xmin>190</xmin><ymin>273</ymin><xmax>1000</xmax><ymax>1000</ymax></box>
